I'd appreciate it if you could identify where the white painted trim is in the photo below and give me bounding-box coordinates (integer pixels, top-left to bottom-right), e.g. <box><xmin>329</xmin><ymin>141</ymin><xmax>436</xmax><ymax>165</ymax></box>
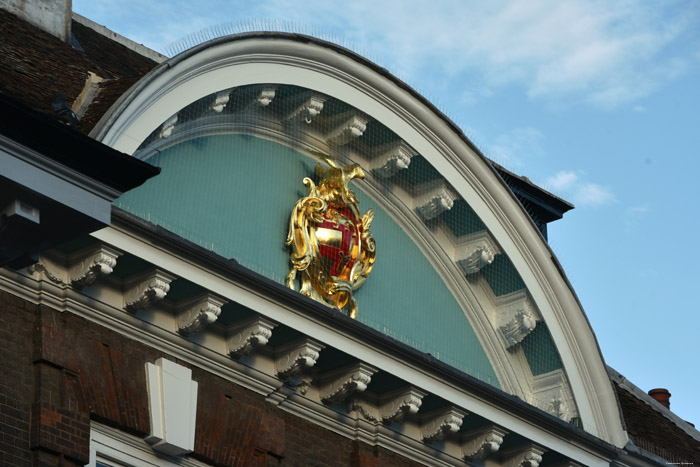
<box><xmin>88</xmin><ymin>422</ymin><xmax>208</xmax><ymax>467</ymax></box>
<box><xmin>92</xmin><ymin>36</ymin><xmax>625</xmax><ymax>446</ymax></box>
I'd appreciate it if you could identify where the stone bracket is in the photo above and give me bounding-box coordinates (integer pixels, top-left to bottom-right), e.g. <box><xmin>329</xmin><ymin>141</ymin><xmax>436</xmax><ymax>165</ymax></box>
<box><xmin>420</xmin><ymin>407</ymin><xmax>467</xmax><ymax>443</ymax></box>
<box><xmin>379</xmin><ymin>387</ymin><xmax>427</xmax><ymax>423</ymax></box>
<box><xmin>211</xmin><ymin>89</ymin><xmax>232</xmax><ymax>113</ymax></box>
<box><xmin>227</xmin><ymin>316</ymin><xmax>278</xmax><ymax>358</ymax></box>
<box><xmin>176</xmin><ymin>292</ymin><xmax>227</xmax><ymax>335</ymax></box>
<box><xmin>454</xmin><ymin>230</ymin><xmax>500</xmax><ymax>275</ymax></box>
<box><xmin>415</xmin><ymin>183</ymin><xmax>456</xmax><ymax>221</ymax></box>
<box><xmin>159</xmin><ymin>114</ymin><xmax>178</xmax><ymax>139</ymax></box>
<box><xmin>319</xmin><ymin>363</ymin><xmax>378</xmax><ymax>404</ymax></box>
<box><xmin>124</xmin><ymin>269</ymin><xmax>176</xmax><ymax>313</ymax></box>
<box><xmin>370</xmin><ymin>141</ymin><xmax>417</xmax><ymax>178</ymax></box>
<box><xmin>285</xmin><ymin>93</ymin><xmax>327</xmax><ymax>124</ymax></box>
<box><xmin>255</xmin><ymin>86</ymin><xmax>277</xmax><ymax>107</ymax></box>
<box><xmin>501</xmin><ymin>443</ymin><xmax>547</xmax><ymax>467</ymax></box>
<box><xmin>68</xmin><ymin>245</ymin><xmax>122</xmax><ymax>289</ymax></box>
<box><xmin>496</xmin><ymin>292</ymin><xmax>541</xmax><ymax>349</ymax></box>
<box><xmin>326</xmin><ymin>112</ymin><xmax>369</xmax><ymax>146</ymax></box>
<box><xmin>275</xmin><ymin>338</ymin><xmax>325</xmax><ymax>382</ymax></box>
<box><xmin>461</xmin><ymin>425</ymin><xmax>509</xmax><ymax>460</ymax></box>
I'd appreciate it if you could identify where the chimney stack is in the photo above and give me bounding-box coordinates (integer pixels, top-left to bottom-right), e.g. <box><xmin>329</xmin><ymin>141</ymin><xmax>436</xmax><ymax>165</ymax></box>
<box><xmin>648</xmin><ymin>388</ymin><xmax>671</xmax><ymax>409</ymax></box>
<box><xmin>0</xmin><ymin>0</ymin><xmax>72</xmax><ymax>42</ymax></box>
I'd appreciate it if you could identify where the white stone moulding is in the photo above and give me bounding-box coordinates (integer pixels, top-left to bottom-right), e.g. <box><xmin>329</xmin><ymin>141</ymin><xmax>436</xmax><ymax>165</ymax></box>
<box><xmin>274</xmin><ymin>338</ymin><xmax>325</xmax><ymax>381</ymax></box>
<box><xmin>420</xmin><ymin>407</ymin><xmax>467</xmax><ymax>443</ymax></box>
<box><xmin>159</xmin><ymin>114</ymin><xmax>178</xmax><ymax>139</ymax></box>
<box><xmin>415</xmin><ymin>183</ymin><xmax>456</xmax><ymax>221</ymax></box>
<box><xmin>210</xmin><ymin>89</ymin><xmax>231</xmax><ymax>113</ymax></box>
<box><xmin>370</xmin><ymin>141</ymin><xmax>417</xmax><ymax>179</ymax></box>
<box><xmin>176</xmin><ymin>292</ymin><xmax>227</xmax><ymax>335</ymax></box>
<box><xmin>227</xmin><ymin>316</ymin><xmax>278</xmax><ymax>358</ymax></box>
<box><xmin>497</xmin><ymin>292</ymin><xmax>541</xmax><ymax>349</ymax></box>
<box><xmin>319</xmin><ymin>363</ymin><xmax>378</xmax><ymax>404</ymax></box>
<box><xmin>379</xmin><ymin>387</ymin><xmax>427</xmax><ymax>424</ymax></box>
<box><xmin>285</xmin><ymin>93</ymin><xmax>327</xmax><ymax>124</ymax></box>
<box><xmin>326</xmin><ymin>113</ymin><xmax>368</xmax><ymax>146</ymax></box>
<box><xmin>501</xmin><ymin>443</ymin><xmax>547</xmax><ymax>467</ymax></box>
<box><xmin>124</xmin><ymin>269</ymin><xmax>176</xmax><ymax>313</ymax></box>
<box><xmin>69</xmin><ymin>245</ymin><xmax>122</xmax><ymax>289</ymax></box>
<box><xmin>145</xmin><ymin>358</ymin><xmax>198</xmax><ymax>457</ymax></box>
<box><xmin>454</xmin><ymin>230</ymin><xmax>500</xmax><ymax>275</ymax></box>
<box><xmin>461</xmin><ymin>425</ymin><xmax>508</xmax><ymax>461</ymax></box>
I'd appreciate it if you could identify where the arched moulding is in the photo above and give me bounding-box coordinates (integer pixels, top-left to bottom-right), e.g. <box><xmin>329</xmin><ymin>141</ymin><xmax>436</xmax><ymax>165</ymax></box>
<box><xmin>92</xmin><ymin>33</ymin><xmax>626</xmax><ymax>447</ymax></box>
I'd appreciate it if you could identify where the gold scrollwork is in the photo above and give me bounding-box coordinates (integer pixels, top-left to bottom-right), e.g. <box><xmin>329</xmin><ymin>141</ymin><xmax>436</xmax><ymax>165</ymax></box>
<box><xmin>286</xmin><ymin>158</ymin><xmax>375</xmax><ymax>319</ymax></box>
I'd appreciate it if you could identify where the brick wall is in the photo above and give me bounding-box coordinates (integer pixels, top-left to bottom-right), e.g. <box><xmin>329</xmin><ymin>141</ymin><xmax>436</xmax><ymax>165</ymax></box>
<box><xmin>0</xmin><ymin>290</ymin><xmax>423</xmax><ymax>466</ymax></box>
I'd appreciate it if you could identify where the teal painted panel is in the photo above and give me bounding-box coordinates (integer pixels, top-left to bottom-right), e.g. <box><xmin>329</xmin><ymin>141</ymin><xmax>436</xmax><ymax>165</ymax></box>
<box><xmin>116</xmin><ymin>134</ymin><xmax>499</xmax><ymax>387</ymax></box>
<box><xmin>521</xmin><ymin>324</ymin><xmax>563</xmax><ymax>375</ymax></box>
<box><xmin>442</xmin><ymin>199</ymin><xmax>486</xmax><ymax>237</ymax></box>
<box><xmin>480</xmin><ymin>254</ymin><xmax>526</xmax><ymax>296</ymax></box>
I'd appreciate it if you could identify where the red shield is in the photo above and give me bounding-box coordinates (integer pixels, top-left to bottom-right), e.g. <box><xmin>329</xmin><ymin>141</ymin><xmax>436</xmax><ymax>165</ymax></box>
<box><xmin>315</xmin><ymin>207</ymin><xmax>360</xmax><ymax>281</ymax></box>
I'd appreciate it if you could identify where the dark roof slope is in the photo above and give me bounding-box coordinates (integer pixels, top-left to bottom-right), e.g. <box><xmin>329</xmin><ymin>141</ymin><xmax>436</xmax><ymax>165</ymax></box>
<box><xmin>0</xmin><ymin>9</ymin><xmax>156</xmax><ymax>134</ymax></box>
<box><xmin>609</xmin><ymin>368</ymin><xmax>700</xmax><ymax>464</ymax></box>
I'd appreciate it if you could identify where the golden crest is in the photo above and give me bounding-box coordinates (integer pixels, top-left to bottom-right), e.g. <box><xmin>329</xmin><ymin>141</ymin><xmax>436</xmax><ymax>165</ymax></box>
<box><xmin>286</xmin><ymin>157</ymin><xmax>376</xmax><ymax>319</ymax></box>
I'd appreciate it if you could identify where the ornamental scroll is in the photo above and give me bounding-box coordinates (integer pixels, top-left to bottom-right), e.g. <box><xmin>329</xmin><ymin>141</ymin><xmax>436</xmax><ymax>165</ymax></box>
<box><xmin>286</xmin><ymin>158</ymin><xmax>376</xmax><ymax>319</ymax></box>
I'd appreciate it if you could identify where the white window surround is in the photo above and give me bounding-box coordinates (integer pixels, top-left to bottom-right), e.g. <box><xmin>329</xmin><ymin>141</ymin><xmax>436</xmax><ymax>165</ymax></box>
<box><xmin>91</xmin><ymin>34</ymin><xmax>625</xmax><ymax>447</ymax></box>
<box><xmin>88</xmin><ymin>422</ymin><xmax>210</xmax><ymax>467</ymax></box>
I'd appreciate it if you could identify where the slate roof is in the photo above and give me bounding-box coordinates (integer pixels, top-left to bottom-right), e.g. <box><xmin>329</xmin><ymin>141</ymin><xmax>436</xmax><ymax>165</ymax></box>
<box><xmin>0</xmin><ymin>8</ymin><xmax>156</xmax><ymax>134</ymax></box>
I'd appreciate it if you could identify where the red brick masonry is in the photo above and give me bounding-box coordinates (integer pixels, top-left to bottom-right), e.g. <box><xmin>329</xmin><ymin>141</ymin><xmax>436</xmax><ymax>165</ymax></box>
<box><xmin>0</xmin><ymin>290</ymin><xmax>422</xmax><ymax>466</ymax></box>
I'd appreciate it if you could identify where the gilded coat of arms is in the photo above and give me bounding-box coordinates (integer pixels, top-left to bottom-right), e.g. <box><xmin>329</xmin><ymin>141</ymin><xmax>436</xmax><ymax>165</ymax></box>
<box><xmin>286</xmin><ymin>158</ymin><xmax>376</xmax><ymax>319</ymax></box>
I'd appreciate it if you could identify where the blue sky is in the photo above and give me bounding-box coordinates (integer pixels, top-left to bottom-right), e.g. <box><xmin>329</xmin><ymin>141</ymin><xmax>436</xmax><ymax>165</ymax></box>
<box><xmin>73</xmin><ymin>0</ymin><xmax>700</xmax><ymax>427</ymax></box>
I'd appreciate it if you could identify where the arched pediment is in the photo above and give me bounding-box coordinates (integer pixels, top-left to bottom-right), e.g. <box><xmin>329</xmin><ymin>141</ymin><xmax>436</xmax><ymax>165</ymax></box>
<box><xmin>93</xmin><ymin>33</ymin><xmax>626</xmax><ymax>446</ymax></box>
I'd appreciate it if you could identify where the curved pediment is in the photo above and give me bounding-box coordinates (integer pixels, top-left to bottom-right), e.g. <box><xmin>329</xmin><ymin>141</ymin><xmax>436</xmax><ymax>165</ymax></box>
<box><xmin>94</xmin><ymin>34</ymin><xmax>626</xmax><ymax>446</ymax></box>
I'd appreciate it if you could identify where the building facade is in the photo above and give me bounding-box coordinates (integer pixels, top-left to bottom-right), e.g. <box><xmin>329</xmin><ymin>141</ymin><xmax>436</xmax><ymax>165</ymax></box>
<box><xmin>1</xmin><ymin>3</ymin><xmax>699</xmax><ymax>466</ymax></box>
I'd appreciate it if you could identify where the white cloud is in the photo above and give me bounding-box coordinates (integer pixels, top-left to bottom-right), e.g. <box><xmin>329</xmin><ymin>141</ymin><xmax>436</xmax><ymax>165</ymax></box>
<box><xmin>574</xmin><ymin>182</ymin><xmax>616</xmax><ymax>206</ymax></box>
<box><xmin>624</xmin><ymin>204</ymin><xmax>649</xmax><ymax>232</ymax></box>
<box><xmin>546</xmin><ymin>171</ymin><xmax>579</xmax><ymax>192</ymax></box>
<box><xmin>545</xmin><ymin>170</ymin><xmax>616</xmax><ymax>207</ymax></box>
<box><xmin>487</xmin><ymin>127</ymin><xmax>546</xmax><ymax>168</ymax></box>
<box><xmin>73</xmin><ymin>0</ymin><xmax>700</xmax><ymax>107</ymax></box>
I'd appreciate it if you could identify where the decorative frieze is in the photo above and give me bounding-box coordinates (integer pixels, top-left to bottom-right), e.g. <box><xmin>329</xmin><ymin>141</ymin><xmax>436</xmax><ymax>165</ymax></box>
<box><xmin>285</xmin><ymin>93</ymin><xmax>327</xmax><ymax>124</ymax></box>
<box><xmin>379</xmin><ymin>387</ymin><xmax>427</xmax><ymax>423</ymax></box>
<box><xmin>227</xmin><ymin>316</ymin><xmax>278</xmax><ymax>358</ymax></box>
<box><xmin>420</xmin><ymin>407</ymin><xmax>467</xmax><ymax>443</ymax></box>
<box><xmin>501</xmin><ymin>443</ymin><xmax>547</xmax><ymax>467</ymax></box>
<box><xmin>319</xmin><ymin>363</ymin><xmax>377</xmax><ymax>404</ymax></box>
<box><xmin>497</xmin><ymin>292</ymin><xmax>540</xmax><ymax>348</ymax></box>
<box><xmin>69</xmin><ymin>245</ymin><xmax>122</xmax><ymax>289</ymax></box>
<box><xmin>461</xmin><ymin>425</ymin><xmax>508</xmax><ymax>460</ymax></box>
<box><xmin>370</xmin><ymin>141</ymin><xmax>417</xmax><ymax>178</ymax></box>
<box><xmin>210</xmin><ymin>89</ymin><xmax>231</xmax><ymax>113</ymax></box>
<box><xmin>176</xmin><ymin>293</ymin><xmax>227</xmax><ymax>335</ymax></box>
<box><xmin>124</xmin><ymin>269</ymin><xmax>176</xmax><ymax>313</ymax></box>
<box><xmin>415</xmin><ymin>184</ymin><xmax>456</xmax><ymax>221</ymax></box>
<box><xmin>326</xmin><ymin>113</ymin><xmax>368</xmax><ymax>146</ymax></box>
<box><xmin>454</xmin><ymin>230</ymin><xmax>499</xmax><ymax>275</ymax></box>
<box><xmin>274</xmin><ymin>338</ymin><xmax>325</xmax><ymax>381</ymax></box>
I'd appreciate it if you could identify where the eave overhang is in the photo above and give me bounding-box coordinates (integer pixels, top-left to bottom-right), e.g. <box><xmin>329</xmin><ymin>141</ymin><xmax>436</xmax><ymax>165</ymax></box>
<box><xmin>0</xmin><ymin>92</ymin><xmax>160</xmax><ymax>268</ymax></box>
